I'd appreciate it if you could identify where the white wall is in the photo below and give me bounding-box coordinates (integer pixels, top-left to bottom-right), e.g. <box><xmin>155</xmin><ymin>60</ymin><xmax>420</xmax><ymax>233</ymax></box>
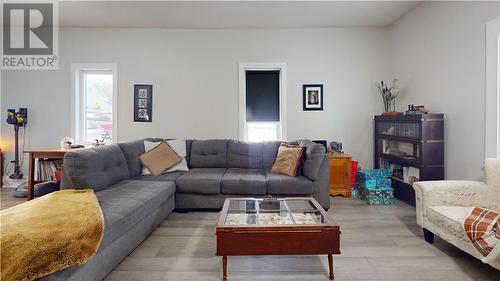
<box><xmin>390</xmin><ymin>1</ymin><xmax>500</xmax><ymax>180</ymax></box>
<box><xmin>1</xmin><ymin>27</ymin><xmax>390</xmax><ymax>175</ymax></box>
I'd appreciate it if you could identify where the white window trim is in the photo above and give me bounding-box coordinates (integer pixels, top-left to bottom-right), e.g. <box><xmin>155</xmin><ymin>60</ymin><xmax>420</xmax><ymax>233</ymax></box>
<box><xmin>485</xmin><ymin>18</ymin><xmax>500</xmax><ymax>158</ymax></box>
<box><xmin>238</xmin><ymin>62</ymin><xmax>287</xmax><ymax>141</ymax></box>
<box><xmin>70</xmin><ymin>63</ymin><xmax>118</xmax><ymax>144</ymax></box>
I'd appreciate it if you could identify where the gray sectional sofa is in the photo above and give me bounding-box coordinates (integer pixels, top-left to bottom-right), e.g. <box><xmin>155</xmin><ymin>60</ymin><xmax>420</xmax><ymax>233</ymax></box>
<box><xmin>45</xmin><ymin>139</ymin><xmax>329</xmax><ymax>280</ymax></box>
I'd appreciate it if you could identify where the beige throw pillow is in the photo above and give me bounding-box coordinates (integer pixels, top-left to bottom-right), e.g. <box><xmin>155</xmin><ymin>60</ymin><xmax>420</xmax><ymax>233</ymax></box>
<box><xmin>139</xmin><ymin>141</ymin><xmax>182</xmax><ymax>176</ymax></box>
<box><xmin>271</xmin><ymin>143</ymin><xmax>306</xmax><ymax>177</ymax></box>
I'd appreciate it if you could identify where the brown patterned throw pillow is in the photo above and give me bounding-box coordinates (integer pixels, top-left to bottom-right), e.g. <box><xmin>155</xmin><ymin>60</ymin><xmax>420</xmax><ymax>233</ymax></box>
<box><xmin>271</xmin><ymin>143</ymin><xmax>306</xmax><ymax>177</ymax></box>
<box><xmin>139</xmin><ymin>141</ymin><xmax>182</xmax><ymax>176</ymax></box>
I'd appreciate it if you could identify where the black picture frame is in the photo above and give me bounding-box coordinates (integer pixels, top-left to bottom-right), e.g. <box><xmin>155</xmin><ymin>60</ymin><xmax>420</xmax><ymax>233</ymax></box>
<box><xmin>303</xmin><ymin>84</ymin><xmax>323</xmax><ymax>111</ymax></box>
<box><xmin>134</xmin><ymin>84</ymin><xmax>153</xmax><ymax>122</ymax></box>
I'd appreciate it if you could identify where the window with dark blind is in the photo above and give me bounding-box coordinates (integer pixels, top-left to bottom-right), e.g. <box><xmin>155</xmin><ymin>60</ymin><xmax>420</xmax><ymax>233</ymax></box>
<box><xmin>244</xmin><ymin>70</ymin><xmax>282</xmax><ymax>141</ymax></box>
<box><xmin>245</xmin><ymin>71</ymin><xmax>280</xmax><ymax>122</ymax></box>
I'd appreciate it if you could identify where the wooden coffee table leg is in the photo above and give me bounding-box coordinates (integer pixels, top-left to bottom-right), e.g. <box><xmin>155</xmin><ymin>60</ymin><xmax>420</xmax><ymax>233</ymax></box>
<box><xmin>222</xmin><ymin>256</ymin><xmax>228</xmax><ymax>281</ymax></box>
<box><xmin>328</xmin><ymin>254</ymin><xmax>334</xmax><ymax>280</ymax></box>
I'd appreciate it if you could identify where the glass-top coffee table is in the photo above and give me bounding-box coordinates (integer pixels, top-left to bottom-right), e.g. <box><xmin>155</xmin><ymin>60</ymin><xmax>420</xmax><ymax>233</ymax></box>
<box><xmin>216</xmin><ymin>197</ymin><xmax>340</xmax><ymax>280</ymax></box>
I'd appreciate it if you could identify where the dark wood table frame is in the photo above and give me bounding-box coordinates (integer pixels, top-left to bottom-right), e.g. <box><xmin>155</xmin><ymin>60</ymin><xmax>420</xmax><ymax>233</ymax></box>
<box><xmin>216</xmin><ymin>197</ymin><xmax>341</xmax><ymax>281</ymax></box>
<box><xmin>24</xmin><ymin>148</ymin><xmax>76</xmax><ymax>200</ymax></box>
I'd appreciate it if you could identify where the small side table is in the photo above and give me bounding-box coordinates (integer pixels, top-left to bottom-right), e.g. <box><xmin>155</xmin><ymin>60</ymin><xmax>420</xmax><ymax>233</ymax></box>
<box><xmin>329</xmin><ymin>154</ymin><xmax>352</xmax><ymax>198</ymax></box>
<box><xmin>24</xmin><ymin>148</ymin><xmax>83</xmax><ymax>200</ymax></box>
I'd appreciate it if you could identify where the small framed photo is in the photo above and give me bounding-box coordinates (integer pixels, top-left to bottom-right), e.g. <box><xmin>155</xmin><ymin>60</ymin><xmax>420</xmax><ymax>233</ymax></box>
<box><xmin>303</xmin><ymin>84</ymin><xmax>323</xmax><ymax>111</ymax></box>
<box><xmin>134</xmin><ymin>84</ymin><xmax>153</xmax><ymax>122</ymax></box>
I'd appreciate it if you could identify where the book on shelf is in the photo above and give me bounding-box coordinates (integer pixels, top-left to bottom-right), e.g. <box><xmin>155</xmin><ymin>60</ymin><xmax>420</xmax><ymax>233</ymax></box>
<box><xmin>35</xmin><ymin>159</ymin><xmax>63</xmax><ymax>181</ymax></box>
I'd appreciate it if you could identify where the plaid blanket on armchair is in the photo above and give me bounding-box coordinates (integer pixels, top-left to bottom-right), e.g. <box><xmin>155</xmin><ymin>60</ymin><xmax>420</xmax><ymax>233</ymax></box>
<box><xmin>463</xmin><ymin>207</ymin><xmax>500</xmax><ymax>264</ymax></box>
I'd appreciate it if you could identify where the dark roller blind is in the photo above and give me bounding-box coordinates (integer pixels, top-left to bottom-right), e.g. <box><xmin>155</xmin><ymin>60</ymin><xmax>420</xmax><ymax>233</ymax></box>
<box><xmin>246</xmin><ymin>70</ymin><xmax>280</xmax><ymax>122</ymax></box>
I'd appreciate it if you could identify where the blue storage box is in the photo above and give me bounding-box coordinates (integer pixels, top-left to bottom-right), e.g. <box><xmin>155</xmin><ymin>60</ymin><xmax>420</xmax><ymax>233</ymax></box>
<box><xmin>376</xmin><ymin>178</ymin><xmax>392</xmax><ymax>189</ymax></box>
<box><xmin>359</xmin><ymin>185</ymin><xmax>395</xmax><ymax>205</ymax></box>
<box><xmin>358</xmin><ymin>169</ymin><xmax>392</xmax><ymax>181</ymax></box>
<box><xmin>363</xmin><ymin>179</ymin><xmax>377</xmax><ymax>189</ymax></box>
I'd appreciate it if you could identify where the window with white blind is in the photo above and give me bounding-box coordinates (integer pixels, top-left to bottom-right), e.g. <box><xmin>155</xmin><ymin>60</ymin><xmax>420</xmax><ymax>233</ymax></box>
<box><xmin>239</xmin><ymin>63</ymin><xmax>287</xmax><ymax>142</ymax></box>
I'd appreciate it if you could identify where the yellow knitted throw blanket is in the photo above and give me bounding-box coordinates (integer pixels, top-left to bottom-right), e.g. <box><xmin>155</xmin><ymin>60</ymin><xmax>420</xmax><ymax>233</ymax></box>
<box><xmin>1</xmin><ymin>189</ymin><xmax>104</xmax><ymax>281</ymax></box>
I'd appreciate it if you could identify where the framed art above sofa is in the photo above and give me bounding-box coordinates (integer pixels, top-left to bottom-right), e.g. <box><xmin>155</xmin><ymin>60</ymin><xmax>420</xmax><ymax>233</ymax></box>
<box><xmin>134</xmin><ymin>84</ymin><xmax>153</xmax><ymax>122</ymax></box>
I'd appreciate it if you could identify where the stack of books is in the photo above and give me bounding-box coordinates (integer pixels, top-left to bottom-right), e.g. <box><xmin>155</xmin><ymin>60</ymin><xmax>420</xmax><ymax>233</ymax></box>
<box><xmin>35</xmin><ymin>159</ymin><xmax>63</xmax><ymax>181</ymax></box>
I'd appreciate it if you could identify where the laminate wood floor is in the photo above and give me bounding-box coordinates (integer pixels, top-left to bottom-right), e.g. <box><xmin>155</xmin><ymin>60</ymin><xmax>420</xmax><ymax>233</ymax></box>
<box><xmin>1</xmin><ymin>188</ymin><xmax>499</xmax><ymax>280</ymax></box>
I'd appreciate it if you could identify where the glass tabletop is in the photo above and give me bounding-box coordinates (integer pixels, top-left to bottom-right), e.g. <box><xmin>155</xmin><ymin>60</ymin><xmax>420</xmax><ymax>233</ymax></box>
<box><xmin>224</xmin><ymin>198</ymin><xmax>328</xmax><ymax>226</ymax></box>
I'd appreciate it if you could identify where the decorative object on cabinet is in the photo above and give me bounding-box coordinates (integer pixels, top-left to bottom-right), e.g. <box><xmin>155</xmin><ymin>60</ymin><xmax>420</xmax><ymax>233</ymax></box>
<box><xmin>406</xmin><ymin>104</ymin><xmax>429</xmax><ymax>115</ymax></box>
<box><xmin>329</xmin><ymin>154</ymin><xmax>352</xmax><ymax>197</ymax></box>
<box><xmin>134</xmin><ymin>84</ymin><xmax>153</xmax><ymax>122</ymax></box>
<box><xmin>303</xmin><ymin>84</ymin><xmax>323</xmax><ymax>111</ymax></box>
<box><xmin>374</xmin><ymin>114</ymin><xmax>444</xmax><ymax>205</ymax></box>
<box><xmin>375</xmin><ymin>79</ymin><xmax>402</xmax><ymax>114</ymax></box>
<box><xmin>329</xmin><ymin>141</ymin><xmax>343</xmax><ymax>154</ymax></box>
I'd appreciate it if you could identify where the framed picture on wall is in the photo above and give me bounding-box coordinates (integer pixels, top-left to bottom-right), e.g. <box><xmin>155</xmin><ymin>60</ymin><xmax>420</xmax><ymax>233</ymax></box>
<box><xmin>134</xmin><ymin>84</ymin><xmax>153</xmax><ymax>122</ymax></box>
<box><xmin>303</xmin><ymin>84</ymin><xmax>323</xmax><ymax>111</ymax></box>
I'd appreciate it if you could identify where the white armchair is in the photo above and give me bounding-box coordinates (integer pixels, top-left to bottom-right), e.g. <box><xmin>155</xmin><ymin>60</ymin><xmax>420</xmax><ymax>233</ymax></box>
<box><xmin>413</xmin><ymin>159</ymin><xmax>500</xmax><ymax>270</ymax></box>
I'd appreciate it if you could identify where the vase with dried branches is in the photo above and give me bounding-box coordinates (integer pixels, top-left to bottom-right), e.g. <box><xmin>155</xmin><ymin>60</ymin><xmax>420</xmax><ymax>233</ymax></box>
<box><xmin>376</xmin><ymin>79</ymin><xmax>400</xmax><ymax>114</ymax></box>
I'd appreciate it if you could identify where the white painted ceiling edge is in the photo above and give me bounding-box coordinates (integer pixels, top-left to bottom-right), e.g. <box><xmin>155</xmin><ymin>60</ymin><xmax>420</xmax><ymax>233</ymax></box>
<box><xmin>58</xmin><ymin>1</ymin><xmax>421</xmax><ymax>29</ymax></box>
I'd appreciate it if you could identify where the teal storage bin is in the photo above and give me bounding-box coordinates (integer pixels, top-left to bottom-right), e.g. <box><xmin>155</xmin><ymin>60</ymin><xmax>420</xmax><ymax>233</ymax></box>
<box><xmin>376</xmin><ymin>178</ymin><xmax>392</xmax><ymax>189</ymax></box>
<box><xmin>363</xmin><ymin>179</ymin><xmax>377</xmax><ymax>189</ymax></box>
<box><xmin>359</xmin><ymin>185</ymin><xmax>395</xmax><ymax>205</ymax></box>
<box><xmin>358</xmin><ymin>169</ymin><xmax>392</xmax><ymax>181</ymax></box>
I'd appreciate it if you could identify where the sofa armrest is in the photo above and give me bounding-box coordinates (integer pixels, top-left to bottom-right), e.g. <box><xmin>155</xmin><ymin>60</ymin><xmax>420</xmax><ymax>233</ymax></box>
<box><xmin>413</xmin><ymin>180</ymin><xmax>487</xmax><ymax>226</ymax></box>
<box><xmin>312</xmin><ymin>155</ymin><xmax>330</xmax><ymax>210</ymax></box>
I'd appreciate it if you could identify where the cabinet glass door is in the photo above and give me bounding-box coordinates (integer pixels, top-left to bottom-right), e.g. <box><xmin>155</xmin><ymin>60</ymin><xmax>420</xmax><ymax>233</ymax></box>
<box><xmin>376</xmin><ymin>122</ymin><xmax>420</xmax><ymax>139</ymax></box>
<box><xmin>377</xmin><ymin>139</ymin><xmax>420</xmax><ymax>161</ymax></box>
<box><xmin>379</xmin><ymin>158</ymin><xmax>420</xmax><ymax>185</ymax></box>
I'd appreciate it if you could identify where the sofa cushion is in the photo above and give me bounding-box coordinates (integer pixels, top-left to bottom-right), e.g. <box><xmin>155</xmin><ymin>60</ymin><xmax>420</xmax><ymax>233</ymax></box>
<box><xmin>95</xmin><ymin>179</ymin><xmax>175</xmax><ymax>250</ymax></box>
<box><xmin>189</xmin><ymin>140</ymin><xmax>227</xmax><ymax>168</ymax></box>
<box><xmin>118</xmin><ymin>139</ymin><xmax>146</xmax><ymax>177</ymax></box>
<box><xmin>221</xmin><ymin>168</ymin><xmax>266</xmax><ymax>195</ymax></box>
<box><xmin>299</xmin><ymin>140</ymin><xmax>326</xmax><ymax>181</ymax></box>
<box><xmin>227</xmin><ymin>140</ymin><xmax>263</xmax><ymax>169</ymax></box>
<box><xmin>140</xmin><ymin>141</ymin><xmax>182</xmax><ymax>176</ymax></box>
<box><xmin>262</xmin><ymin>141</ymin><xmax>281</xmax><ymax>169</ymax></box>
<box><xmin>265</xmin><ymin>170</ymin><xmax>313</xmax><ymax>195</ymax></box>
<box><xmin>427</xmin><ymin>206</ymin><xmax>472</xmax><ymax>236</ymax></box>
<box><xmin>175</xmin><ymin>168</ymin><xmax>226</xmax><ymax>194</ymax></box>
<box><xmin>134</xmin><ymin>171</ymin><xmax>186</xmax><ymax>182</ymax></box>
<box><xmin>271</xmin><ymin>143</ymin><xmax>306</xmax><ymax>177</ymax></box>
<box><xmin>62</xmin><ymin>144</ymin><xmax>129</xmax><ymax>191</ymax></box>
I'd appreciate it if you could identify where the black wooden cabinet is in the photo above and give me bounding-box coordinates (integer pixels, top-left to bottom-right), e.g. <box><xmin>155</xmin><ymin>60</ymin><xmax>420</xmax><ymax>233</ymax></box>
<box><xmin>374</xmin><ymin>114</ymin><xmax>444</xmax><ymax>205</ymax></box>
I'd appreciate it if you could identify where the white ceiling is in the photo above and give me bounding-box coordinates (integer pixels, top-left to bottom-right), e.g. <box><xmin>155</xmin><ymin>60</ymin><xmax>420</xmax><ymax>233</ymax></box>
<box><xmin>59</xmin><ymin>1</ymin><xmax>421</xmax><ymax>29</ymax></box>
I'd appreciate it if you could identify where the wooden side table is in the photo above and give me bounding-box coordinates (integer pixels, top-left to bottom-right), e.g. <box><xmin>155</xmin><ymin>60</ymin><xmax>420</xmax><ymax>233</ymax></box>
<box><xmin>24</xmin><ymin>148</ymin><xmax>82</xmax><ymax>200</ymax></box>
<box><xmin>329</xmin><ymin>154</ymin><xmax>352</xmax><ymax>198</ymax></box>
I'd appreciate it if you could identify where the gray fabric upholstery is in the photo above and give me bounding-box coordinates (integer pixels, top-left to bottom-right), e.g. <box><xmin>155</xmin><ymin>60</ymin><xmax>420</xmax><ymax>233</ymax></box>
<box><xmin>175</xmin><ymin>168</ymin><xmax>226</xmax><ymax>194</ymax></box>
<box><xmin>221</xmin><ymin>168</ymin><xmax>266</xmax><ymax>195</ymax></box>
<box><xmin>186</xmin><ymin>139</ymin><xmax>194</xmax><ymax>168</ymax></box>
<box><xmin>134</xmin><ymin>171</ymin><xmax>186</xmax><ymax>182</ymax></box>
<box><xmin>299</xmin><ymin>139</ymin><xmax>327</xmax><ymax>181</ymax></box>
<box><xmin>189</xmin><ymin>139</ymin><xmax>228</xmax><ymax>168</ymax></box>
<box><xmin>265</xmin><ymin>170</ymin><xmax>313</xmax><ymax>195</ymax></box>
<box><xmin>227</xmin><ymin>140</ymin><xmax>263</xmax><ymax>169</ymax></box>
<box><xmin>312</xmin><ymin>155</ymin><xmax>330</xmax><ymax>210</ymax></box>
<box><xmin>262</xmin><ymin>141</ymin><xmax>281</xmax><ymax>169</ymax></box>
<box><xmin>118</xmin><ymin>139</ymin><xmax>146</xmax><ymax>177</ymax></box>
<box><xmin>175</xmin><ymin>193</ymin><xmax>224</xmax><ymax>209</ymax></box>
<box><xmin>61</xmin><ymin>144</ymin><xmax>129</xmax><ymax>191</ymax></box>
<box><xmin>42</xmin><ymin>199</ymin><xmax>174</xmax><ymax>281</ymax></box>
<box><xmin>95</xmin><ymin>179</ymin><xmax>175</xmax><ymax>250</ymax></box>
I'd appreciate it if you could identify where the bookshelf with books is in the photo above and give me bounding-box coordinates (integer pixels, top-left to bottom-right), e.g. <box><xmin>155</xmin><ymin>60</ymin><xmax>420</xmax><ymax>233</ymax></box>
<box><xmin>35</xmin><ymin>159</ymin><xmax>63</xmax><ymax>181</ymax></box>
<box><xmin>374</xmin><ymin>114</ymin><xmax>444</xmax><ymax>205</ymax></box>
